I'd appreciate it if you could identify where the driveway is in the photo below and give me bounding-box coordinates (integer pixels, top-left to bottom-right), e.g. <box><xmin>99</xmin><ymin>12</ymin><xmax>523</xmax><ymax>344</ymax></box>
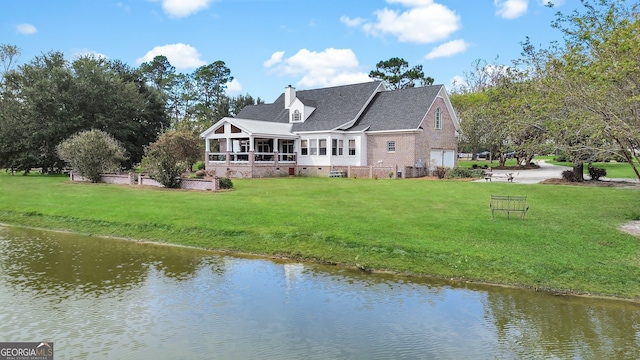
<box><xmin>474</xmin><ymin>160</ymin><xmax>571</xmax><ymax>184</ymax></box>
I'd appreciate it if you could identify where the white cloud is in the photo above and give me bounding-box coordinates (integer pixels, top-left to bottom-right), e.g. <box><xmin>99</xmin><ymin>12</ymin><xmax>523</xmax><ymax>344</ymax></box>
<box><xmin>340</xmin><ymin>16</ymin><xmax>365</xmax><ymax>27</ymax></box>
<box><xmin>226</xmin><ymin>78</ymin><xmax>242</xmax><ymax>94</ymax></box>
<box><xmin>136</xmin><ymin>43</ymin><xmax>206</xmax><ymax>69</ymax></box>
<box><xmin>16</xmin><ymin>23</ymin><xmax>37</xmax><ymax>35</ymax></box>
<box><xmin>264</xmin><ymin>48</ymin><xmax>371</xmax><ymax>89</ymax></box>
<box><xmin>263</xmin><ymin>51</ymin><xmax>285</xmax><ymax>67</ymax></box>
<box><xmin>148</xmin><ymin>0</ymin><xmax>214</xmax><ymax>18</ymax></box>
<box><xmin>347</xmin><ymin>0</ymin><xmax>460</xmax><ymax>44</ymax></box>
<box><xmin>425</xmin><ymin>39</ymin><xmax>470</xmax><ymax>59</ymax></box>
<box><xmin>495</xmin><ymin>0</ymin><xmax>528</xmax><ymax>19</ymax></box>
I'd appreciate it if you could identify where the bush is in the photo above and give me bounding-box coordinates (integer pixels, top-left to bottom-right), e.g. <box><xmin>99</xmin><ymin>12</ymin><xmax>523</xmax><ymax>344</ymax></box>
<box><xmin>218</xmin><ymin>177</ymin><xmax>233</xmax><ymax>189</ymax></box>
<box><xmin>194</xmin><ymin>169</ymin><xmax>207</xmax><ymax>178</ymax></box>
<box><xmin>448</xmin><ymin>167</ymin><xmax>485</xmax><ymax>179</ymax></box>
<box><xmin>555</xmin><ymin>154</ymin><xmax>568</xmax><ymax>162</ymax></box>
<box><xmin>141</xmin><ymin>131</ymin><xmax>201</xmax><ymax>188</ymax></box>
<box><xmin>561</xmin><ymin>169</ymin><xmax>580</xmax><ymax>182</ymax></box>
<box><xmin>588</xmin><ymin>164</ymin><xmax>607</xmax><ymax>181</ymax></box>
<box><xmin>141</xmin><ymin>145</ymin><xmax>185</xmax><ymax>189</ymax></box>
<box><xmin>432</xmin><ymin>166</ymin><xmax>449</xmax><ymax>179</ymax></box>
<box><xmin>57</xmin><ymin>129</ymin><xmax>127</xmax><ymax>183</ymax></box>
<box><xmin>194</xmin><ymin>161</ymin><xmax>206</xmax><ymax>170</ymax></box>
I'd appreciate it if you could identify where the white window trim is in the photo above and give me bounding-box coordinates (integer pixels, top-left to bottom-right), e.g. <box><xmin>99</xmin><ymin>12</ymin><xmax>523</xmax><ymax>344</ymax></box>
<box><xmin>387</xmin><ymin>141</ymin><xmax>396</xmax><ymax>153</ymax></box>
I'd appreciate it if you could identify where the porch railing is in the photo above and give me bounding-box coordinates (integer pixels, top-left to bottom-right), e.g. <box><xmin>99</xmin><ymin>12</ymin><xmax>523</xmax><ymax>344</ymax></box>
<box><xmin>254</xmin><ymin>152</ymin><xmax>275</xmax><ymax>162</ymax></box>
<box><xmin>208</xmin><ymin>152</ymin><xmax>297</xmax><ymax>164</ymax></box>
<box><xmin>208</xmin><ymin>153</ymin><xmax>227</xmax><ymax>162</ymax></box>
<box><xmin>279</xmin><ymin>153</ymin><xmax>296</xmax><ymax>162</ymax></box>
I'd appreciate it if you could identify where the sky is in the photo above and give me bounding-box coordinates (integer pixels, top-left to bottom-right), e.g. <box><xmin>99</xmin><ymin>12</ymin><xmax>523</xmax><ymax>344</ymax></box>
<box><xmin>2</xmin><ymin>0</ymin><xmax>580</xmax><ymax>102</ymax></box>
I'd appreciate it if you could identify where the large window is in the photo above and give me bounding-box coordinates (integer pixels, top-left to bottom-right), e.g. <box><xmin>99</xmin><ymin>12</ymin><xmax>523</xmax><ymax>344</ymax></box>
<box><xmin>387</xmin><ymin>141</ymin><xmax>396</xmax><ymax>153</ymax></box>
<box><xmin>256</xmin><ymin>139</ymin><xmax>271</xmax><ymax>153</ymax></box>
<box><xmin>319</xmin><ymin>139</ymin><xmax>327</xmax><ymax>155</ymax></box>
<box><xmin>435</xmin><ymin>107</ymin><xmax>442</xmax><ymax>130</ymax></box>
<box><xmin>301</xmin><ymin>139</ymin><xmax>308</xmax><ymax>156</ymax></box>
<box><xmin>332</xmin><ymin>139</ymin><xmax>343</xmax><ymax>156</ymax></box>
<box><xmin>240</xmin><ymin>139</ymin><xmax>250</xmax><ymax>152</ymax></box>
<box><xmin>348</xmin><ymin>139</ymin><xmax>356</xmax><ymax>156</ymax></box>
<box><xmin>281</xmin><ymin>140</ymin><xmax>294</xmax><ymax>153</ymax></box>
<box><xmin>310</xmin><ymin>139</ymin><xmax>318</xmax><ymax>155</ymax></box>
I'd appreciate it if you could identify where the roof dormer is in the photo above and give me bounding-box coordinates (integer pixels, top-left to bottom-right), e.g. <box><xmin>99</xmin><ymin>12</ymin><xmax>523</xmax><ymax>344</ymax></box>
<box><xmin>288</xmin><ymin>98</ymin><xmax>316</xmax><ymax>123</ymax></box>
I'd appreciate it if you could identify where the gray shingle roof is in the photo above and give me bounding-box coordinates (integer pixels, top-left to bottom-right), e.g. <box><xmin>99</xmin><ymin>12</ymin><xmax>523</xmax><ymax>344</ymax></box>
<box><xmin>235</xmin><ymin>81</ymin><xmax>383</xmax><ymax>132</ymax></box>
<box><xmin>351</xmin><ymin>85</ymin><xmax>443</xmax><ymax>132</ymax></box>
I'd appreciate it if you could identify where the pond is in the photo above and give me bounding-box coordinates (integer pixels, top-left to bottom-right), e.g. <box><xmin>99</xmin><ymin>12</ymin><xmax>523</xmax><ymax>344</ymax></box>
<box><xmin>1</xmin><ymin>226</ymin><xmax>639</xmax><ymax>359</ymax></box>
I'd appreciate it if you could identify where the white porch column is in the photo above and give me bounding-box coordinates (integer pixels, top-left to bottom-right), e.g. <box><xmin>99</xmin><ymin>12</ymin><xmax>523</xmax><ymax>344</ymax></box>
<box><xmin>273</xmin><ymin>138</ymin><xmax>279</xmax><ymax>152</ymax></box>
<box><xmin>249</xmin><ymin>135</ymin><xmax>255</xmax><ymax>152</ymax></box>
<box><xmin>226</xmin><ymin>136</ymin><xmax>232</xmax><ymax>151</ymax></box>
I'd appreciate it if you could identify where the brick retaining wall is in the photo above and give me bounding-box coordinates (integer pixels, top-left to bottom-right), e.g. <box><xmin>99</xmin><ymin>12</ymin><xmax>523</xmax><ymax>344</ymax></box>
<box><xmin>69</xmin><ymin>172</ymin><xmax>219</xmax><ymax>191</ymax></box>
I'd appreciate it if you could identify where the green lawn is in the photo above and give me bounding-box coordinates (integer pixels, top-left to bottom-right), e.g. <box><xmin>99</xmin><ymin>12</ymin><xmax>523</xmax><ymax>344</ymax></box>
<box><xmin>2</xmin><ymin>172</ymin><xmax>640</xmax><ymax>298</ymax></box>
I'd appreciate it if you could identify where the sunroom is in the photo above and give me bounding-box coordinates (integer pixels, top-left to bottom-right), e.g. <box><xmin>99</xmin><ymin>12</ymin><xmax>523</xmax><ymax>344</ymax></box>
<box><xmin>200</xmin><ymin>118</ymin><xmax>298</xmax><ymax>166</ymax></box>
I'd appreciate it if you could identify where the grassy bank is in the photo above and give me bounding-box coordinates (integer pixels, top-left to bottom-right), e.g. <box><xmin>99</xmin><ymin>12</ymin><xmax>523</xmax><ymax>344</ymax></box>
<box><xmin>2</xmin><ymin>172</ymin><xmax>640</xmax><ymax>298</ymax></box>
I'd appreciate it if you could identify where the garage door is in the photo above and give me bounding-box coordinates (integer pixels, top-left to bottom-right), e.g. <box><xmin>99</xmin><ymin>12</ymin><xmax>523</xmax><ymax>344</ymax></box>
<box><xmin>430</xmin><ymin>150</ymin><xmax>456</xmax><ymax>168</ymax></box>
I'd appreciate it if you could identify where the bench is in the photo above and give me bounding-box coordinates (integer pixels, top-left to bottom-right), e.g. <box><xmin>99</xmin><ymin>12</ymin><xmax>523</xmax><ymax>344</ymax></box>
<box><xmin>329</xmin><ymin>170</ymin><xmax>346</xmax><ymax>178</ymax></box>
<box><xmin>490</xmin><ymin>195</ymin><xmax>529</xmax><ymax>220</ymax></box>
<box><xmin>484</xmin><ymin>171</ymin><xmax>514</xmax><ymax>182</ymax></box>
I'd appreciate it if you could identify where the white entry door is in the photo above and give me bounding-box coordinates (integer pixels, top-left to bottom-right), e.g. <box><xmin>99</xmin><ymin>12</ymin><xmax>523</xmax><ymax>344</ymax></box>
<box><xmin>430</xmin><ymin>150</ymin><xmax>456</xmax><ymax>168</ymax></box>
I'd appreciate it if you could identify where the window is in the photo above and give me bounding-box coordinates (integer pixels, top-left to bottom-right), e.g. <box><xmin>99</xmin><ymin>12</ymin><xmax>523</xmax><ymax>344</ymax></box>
<box><xmin>301</xmin><ymin>139</ymin><xmax>308</xmax><ymax>156</ymax></box>
<box><xmin>310</xmin><ymin>139</ymin><xmax>318</xmax><ymax>155</ymax></box>
<box><xmin>348</xmin><ymin>139</ymin><xmax>356</xmax><ymax>156</ymax></box>
<box><xmin>332</xmin><ymin>139</ymin><xmax>344</xmax><ymax>156</ymax></box>
<box><xmin>387</xmin><ymin>141</ymin><xmax>396</xmax><ymax>153</ymax></box>
<box><xmin>256</xmin><ymin>139</ymin><xmax>271</xmax><ymax>153</ymax></box>
<box><xmin>319</xmin><ymin>139</ymin><xmax>327</xmax><ymax>155</ymax></box>
<box><xmin>281</xmin><ymin>140</ymin><xmax>294</xmax><ymax>154</ymax></box>
<box><xmin>240</xmin><ymin>140</ymin><xmax>250</xmax><ymax>152</ymax></box>
<box><xmin>292</xmin><ymin>109</ymin><xmax>301</xmax><ymax>122</ymax></box>
<box><xmin>435</xmin><ymin>107</ymin><xmax>442</xmax><ymax>130</ymax></box>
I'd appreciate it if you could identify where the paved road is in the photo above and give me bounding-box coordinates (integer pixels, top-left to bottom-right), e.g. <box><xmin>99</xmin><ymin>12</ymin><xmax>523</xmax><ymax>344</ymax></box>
<box><xmin>473</xmin><ymin>160</ymin><xmax>570</xmax><ymax>184</ymax></box>
<box><xmin>471</xmin><ymin>160</ymin><xmax>640</xmax><ymax>184</ymax></box>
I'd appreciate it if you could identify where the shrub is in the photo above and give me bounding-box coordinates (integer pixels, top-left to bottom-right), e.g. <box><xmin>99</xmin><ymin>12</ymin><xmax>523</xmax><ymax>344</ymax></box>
<box><xmin>433</xmin><ymin>166</ymin><xmax>449</xmax><ymax>179</ymax></box>
<box><xmin>588</xmin><ymin>164</ymin><xmax>607</xmax><ymax>181</ymax></box>
<box><xmin>555</xmin><ymin>154</ymin><xmax>568</xmax><ymax>162</ymax></box>
<box><xmin>447</xmin><ymin>167</ymin><xmax>484</xmax><ymax>179</ymax></box>
<box><xmin>141</xmin><ymin>145</ymin><xmax>185</xmax><ymax>189</ymax></box>
<box><xmin>141</xmin><ymin>131</ymin><xmax>201</xmax><ymax>188</ymax></box>
<box><xmin>218</xmin><ymin>177</ymin><xmax>233</xmax><ymax>189</ymax></box>
<box><xmin>194</xmin><ymin>161</ymin><xmax>206</xmax><ymax>171</ymax></box>
<box><xmin>57</xmin><ymin>129</ymin><xmax>127</xmax><ymax>183</ymax></box>
<box><xmin>194</xmin><ymin>169</ymin><xmax>207</xmax><ymax>178</ymax></box>
<box><xmin>561</xmin><ymin>169</ymin><xmax>580</xmax><ymax>182</ymax></box>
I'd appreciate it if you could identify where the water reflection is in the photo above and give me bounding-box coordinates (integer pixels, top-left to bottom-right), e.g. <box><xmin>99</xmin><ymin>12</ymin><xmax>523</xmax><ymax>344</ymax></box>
<box><xmin>0</xmin><ymin>226</ymin><xmax>639</xmax><ymax>359</ymax></box>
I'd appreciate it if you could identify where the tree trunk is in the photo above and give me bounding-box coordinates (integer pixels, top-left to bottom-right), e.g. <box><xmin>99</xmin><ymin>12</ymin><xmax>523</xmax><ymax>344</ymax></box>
<box><xmin>573</xmin><ymin>161</ymin><xmax>584</xmax><ymax>182</ymax></box>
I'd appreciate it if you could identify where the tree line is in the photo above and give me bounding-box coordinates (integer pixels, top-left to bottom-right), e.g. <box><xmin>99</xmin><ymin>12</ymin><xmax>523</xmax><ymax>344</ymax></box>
<box><xmin>451</xmin><ymin>0</ymin><xmax>640</xmax><ymax>181</ymax></box>
<box><xmin>0</xmin><ymin>41</ymin><xmax>431</xmax><ymax>178</ymax></box>
<box><xmin>0</xmin><ymin>48</ymin><xmax>263</xmax><ymax>174</ymax></box>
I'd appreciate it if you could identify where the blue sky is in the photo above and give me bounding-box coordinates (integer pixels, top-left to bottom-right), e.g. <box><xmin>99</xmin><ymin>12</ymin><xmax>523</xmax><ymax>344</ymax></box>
<box><xmin>2</xmin><ymin>0</ymin><xmax>577</xmax><ymax>101</ymax></box>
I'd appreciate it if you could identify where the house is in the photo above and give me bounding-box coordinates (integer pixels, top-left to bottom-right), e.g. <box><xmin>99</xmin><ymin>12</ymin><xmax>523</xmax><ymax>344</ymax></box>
<box><xmin>200</xmin><ymin>81</ymin><xmax>459</xmax><ymax>178</ymax></box>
